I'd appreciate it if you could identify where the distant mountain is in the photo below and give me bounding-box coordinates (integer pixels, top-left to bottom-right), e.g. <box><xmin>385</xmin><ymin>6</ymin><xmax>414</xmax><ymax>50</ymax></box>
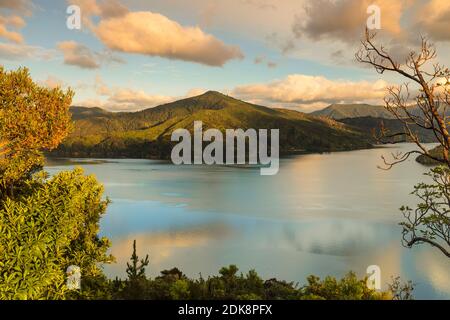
<box><xmin>311</xmin><ymin>104</ymin><xmax>395</xmax><ymax>120</ymax></box>
<box><xmin>340</xmin><ymin>117</ymin><xmax>437</xmax><ymax>143</ymax></box>
<box><xmin>52</xmin><ymin>91</ymin><xmax>372</xmax><ymax>159</ymax></box>
<box><xmin>311</xmin><ymin>102</ymin><xmax>449</xmax><ymax>121</ymax></box>
<box><xmin>70</xmin><ymin>106</ymin><xmax>112</xmax><ymax>120</ymax></box>
<box><xmin>310</xmin><ymin>103</ymin><xmax>444</xmax><ymax>143</ymax></box>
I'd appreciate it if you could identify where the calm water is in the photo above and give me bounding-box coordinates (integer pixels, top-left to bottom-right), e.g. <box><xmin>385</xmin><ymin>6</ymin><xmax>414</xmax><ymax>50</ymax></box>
<box><xmin>46</xmin><ymin>143</ymin><xmax>450</xmax><ymax>299</ymax></box>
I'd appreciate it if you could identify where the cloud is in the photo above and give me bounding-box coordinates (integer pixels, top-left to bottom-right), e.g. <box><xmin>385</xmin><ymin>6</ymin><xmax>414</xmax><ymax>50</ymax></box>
<box><xmin>57</xmin><ymin>40</ymin><xmax>124</xmax><ymax>69</ymax></box>
<box><xmin>254</xmin><ymin>55</ymin><xmax>278</xmax><ymax>68</ymax></box>
<box><xmin>76</xmin><ymin>75</ymin><xmax>175</xmax><ymax>111</ymax></box>
<box><xmin>77</xmin><ymin>77</ymin><xmax>211</xmax><ymax>112</ymax></box>
<box><xmin>40</xmin><ymin>76</ymin><xmax>65</xmax><ymax>89</ymax></box>
<box><xmin>293</xmin><ymin>0</ymin><xmax>407</xmax><ymax>44</ymax></box>
<box><xmin>0</xmin><ymin>42</ymin><xmax>55</xmax><ymax>60</ymax></box>
<box><xmin>68</xmin><ymin>0</ymin><xmax>243</xmax><ymax>66</ymax></box>
<box><xmin>415</xmin><ymin>0</ymin><xmax>450</xmax><ymax>42</ymax></box>
<box><xmin>98</xmin><ymin>0</ymin><xmax>128</xmax><ymax>18</ymax></box>
<box><xmin>185</xmin><ymin>88</ymin><xmax>209</xmax><ymax>97</ymax></box>
<box><xmin>242</xmin><ymin>0</ymin><xmax>277</xmax><ymax>11</ymax></box>
<box><xmin>57</xmin><ymin>41</ymin><xmax>100</xmax><ymax>69</ymax></box>
<box><xmin>233</xmin><ymin>74</ymin><xmax>388</xmax><ymax>109</ymax></box>
<box><xmin>93</xmin><ymin>74</ymin><xmax>111</xmax><ymax>95</ymax></box>
<box><xmin>0</xmin><ymin>24</ymin><xmax>23</xmax><ymax>43</ymax></box>
<box><xmin>77</xmin><ymin>73</ymin><xmax>389</xmax><ymax>113</ymax></box>
<box><xmin>0</xmin><ymin>15</ymin><xmax>26</xmax><ymax>43</ymax></box>
<box><xmin>69</xmin><ymin>0</ymin><xmax>128</xmax><ymax>29</ymax></box>
<box><xmin>106</xmin><ymin>88</ymin><xmax>174</xmax><ymax>111</ymax></box>
<box><xmin>94</xmin><ymin>11</ymin><xmax>243</xmax><ymax>66</ymax></box>
<box><xmin>0</xmin><ymin>0</ymin><xmax>32</xmax><ymax>47</ymax></box>
<box><xmin>0</xmin><ymin>0</ymin><xmax>33</xmax><ymax>15</ymax></box>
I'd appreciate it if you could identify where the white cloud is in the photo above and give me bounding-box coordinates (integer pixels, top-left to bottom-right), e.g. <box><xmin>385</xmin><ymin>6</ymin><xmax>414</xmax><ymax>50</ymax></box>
<box><xmin>254</xmin><ymin>55</ymin><xmax>278</xmax><ymax>68</ymax></box>
<box><xmin>39</xmin><ymin>75</ymin><xmax>65</xmax><ymax>89</ymax></box>
<box><xmin>57</xmin><ymin>41</ymin><xmax>124</xmax><ymax>69</ymax></box>
<box><xmin>415</xmin><ymin>0</ymin><xmax>450</xmax><ymax>42</ymax></box>
<box><xmin>0</xmin><ymin>15</ymin><xmax>26</xmax><ymax>43</ymax></box>
<box><xmin>233</xmin><ymin>74</ymin><xmax>389</xmax><ymax>110</ymax></box>
<box><xmin>68</xmin><ymin>0</ymin><xmax>244</xmax><ymax>66</ymax></box>
<box><xmin>0</xmin><ymin>42</ymin><xmax>55</xmax><ymax>60</ymax></box>
<box><xmin>75</xmin><ymin>75</ymin><xmax>175</xmax><ymax>111</ymax></box>
<box><xmin>57</xmin><ymin>41</ymin><xmax>100</xmax><ymax>69</ymax></box>
<box><xmin>94</xmin><ymin>11</ymin><xmax>243</xmax><ymax>66</ymax></box>
<box><xmin>293</xmin><ymin>0</ymin><xmax>407</xmax><ymax>43</ymax></box>
<box><xmin>106</xmin><ymin>88</ymin><xmax>174</xmax><ymax>111</ymax></box>
<box><xmin>0</xmin><ymin>0</ymin><xmax>34</xmax><ymax>15</ymax></box>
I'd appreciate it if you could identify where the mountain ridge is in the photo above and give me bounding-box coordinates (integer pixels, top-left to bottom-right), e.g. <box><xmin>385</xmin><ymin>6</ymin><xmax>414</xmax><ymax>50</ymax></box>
<box><xmin>310</xmin><ymin>103</ymin><xmax>395</xmax><ymax>120</ymax></box>
<box><xmin>53</xmin><ymin>91</ymin><xmax>372</xmax><ymax>159</ymax></box>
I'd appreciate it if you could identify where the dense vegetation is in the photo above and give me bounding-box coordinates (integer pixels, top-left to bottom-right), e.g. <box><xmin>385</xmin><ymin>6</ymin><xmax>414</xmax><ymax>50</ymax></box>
<box><xmin>70</xmin><ymin>241</ymin><xmax>410</xmax><ymax>300</ymax></box>
<box><xmin>311</xmin><ymin>102</ymin><xmax>449</xmax><ymax>121</ymax></box>
<box><xmin>341</xmin><ymin>117</ymin><xmax>438</xmax><ymax>143</ymax></box>
<box><xmin>51</xmin><ymin>91</ymin><xmax>373</xmax><ymax>159</ymax></box>
<box><xmin>311</xmin><ymin>103</ymin><xmax>396</xmax><ymax>120</ymax></box>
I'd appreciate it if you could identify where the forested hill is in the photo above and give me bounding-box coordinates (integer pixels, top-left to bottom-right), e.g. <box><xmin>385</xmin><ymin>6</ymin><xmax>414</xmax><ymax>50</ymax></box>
<box><xmin>51</xmin><ymin>91</ymin><xmax>372</xmax><ymax>159</ymax></box>
<box><xmin>310</xmin><ymin>103</ymin><xmax>395</xmax><ymax>120</ymax></box>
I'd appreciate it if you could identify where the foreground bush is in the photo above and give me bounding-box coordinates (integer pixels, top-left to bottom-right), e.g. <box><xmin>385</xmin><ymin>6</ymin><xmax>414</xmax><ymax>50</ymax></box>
<box><xmin>0</xmin><ymin>169</ymin><xmax>112</xmax><ymax>299</ymax></box>
<box><xmin>73</xmin><ymin>241</ymin><xmax>410</xmax><ymax>300</ymax></box>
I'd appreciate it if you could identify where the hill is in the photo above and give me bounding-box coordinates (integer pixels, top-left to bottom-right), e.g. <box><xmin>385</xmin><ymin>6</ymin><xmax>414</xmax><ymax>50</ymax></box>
<box><xmin>339</xmin><ymin>117</ymin><xmax>438</xmax><ymax>143</ymax></box>
<box><xmin>310</xmin><ymin>104</ymin><xmax>395</xmax><ymax>120</ymax></box>
<box><xmin>311</xmin><ymin>102</ymin><xmax>449</xmax><ymax>121</ymax></box>
<box><xmin>310</xmin><ymin>103</ymin><xmax>442</xmax><ymax>144</ymax></box>
<box><xmin>51</xmin><ymin>91</ymin><xmax>372</xmax><ymax>159</ymax></box>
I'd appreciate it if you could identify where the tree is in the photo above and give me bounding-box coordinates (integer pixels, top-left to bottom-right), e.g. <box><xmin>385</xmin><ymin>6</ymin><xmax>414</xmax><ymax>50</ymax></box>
<box><xmin>126</xmin><ymin>240</ymin><xmax>149</xmax><ymax>281</ymax></box>
<box><xmin>356</xmin><ymin>30</ymin><xmax>450</xmax><ymax>257</ymax></box>
<box><xmin>117</xmin><ymin>240</ymin><xmax>150</xmax><ymax>299</ymax></box>
<box><xmin>356</xmin><ymin>29</ymin><xmax>450</xmax><ymax>167</ymax></box>
<box><xmin>0</xmin><ymin>67</ymin><xmax>112</xmax><ymax>299</ymax></box>
<box><xmin>0</xmin><ymin>67</ymin><xmax>73</xmax><ymax>198</ymax></box>
<box><xmin>400</xmin><ymin>166</ymin><xmax>450</xmax><ymax>258</ymax></box>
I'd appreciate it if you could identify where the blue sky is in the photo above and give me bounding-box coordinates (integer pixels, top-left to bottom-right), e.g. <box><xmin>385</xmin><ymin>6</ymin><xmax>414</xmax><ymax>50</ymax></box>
<box><xmin>0</xmin><ymin>0</ymin><xmax>448</xmax><ymax>111</ymax></box>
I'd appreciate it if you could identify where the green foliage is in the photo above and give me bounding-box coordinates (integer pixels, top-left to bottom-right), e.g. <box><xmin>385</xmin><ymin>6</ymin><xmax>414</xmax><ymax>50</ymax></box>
<box><xmin>0</xmin><ymin>168</ymin><xmax>112</xmax><ymax>299</ymax></box>
<box><xmin>103</xmin><ymin>242</ymin><xmax>400</xmax><ymax>300</ymax></box>
<box><xmin>400</xmin><ymin>166</ymin><xmax>450</xmax><ymax>258</ymax></box>
<box><xmin>300</xmin><ymin>272</ymin><xmax>391</xmax><ymax>300</ymax></box>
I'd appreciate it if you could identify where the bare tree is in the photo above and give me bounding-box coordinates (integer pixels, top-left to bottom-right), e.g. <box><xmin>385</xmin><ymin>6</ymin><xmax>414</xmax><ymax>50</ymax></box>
<box><xmin>356</xmin><ymin>29</ymin><xmax>450</xmax><ymax>169</ymax></box>
<box><xmin>356</xmin><ymin>29</ymin><xmax>450</xmax><ymax>258</ymax></box>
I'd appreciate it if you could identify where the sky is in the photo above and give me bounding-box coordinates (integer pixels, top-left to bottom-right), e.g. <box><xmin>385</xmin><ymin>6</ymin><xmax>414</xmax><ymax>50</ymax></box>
<box><xmin>0</xmin><ymin>0</ymin><xmax>449</xmax><ymax>112</ymax></box>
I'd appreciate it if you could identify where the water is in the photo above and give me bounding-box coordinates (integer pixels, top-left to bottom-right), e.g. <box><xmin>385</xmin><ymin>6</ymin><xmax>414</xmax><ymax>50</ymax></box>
<box><xmin>46</xmin><ymin>143</ymin><xmax>450</xmax><ymax>299</ymax></box>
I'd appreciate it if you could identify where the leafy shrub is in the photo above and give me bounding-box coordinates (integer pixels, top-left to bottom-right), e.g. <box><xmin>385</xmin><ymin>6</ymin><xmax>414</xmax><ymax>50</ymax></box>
<box><xmin>0</xmin><ymin>169</ymin><xmax>112</xmax><ymax>299</ymax></box>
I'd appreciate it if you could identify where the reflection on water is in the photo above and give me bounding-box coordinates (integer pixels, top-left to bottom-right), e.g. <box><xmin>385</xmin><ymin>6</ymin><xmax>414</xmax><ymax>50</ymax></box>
<box><xmin>46</xmin><ymin>144</ymin><xmax>450</xmax><ymax>299</ymax></box>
